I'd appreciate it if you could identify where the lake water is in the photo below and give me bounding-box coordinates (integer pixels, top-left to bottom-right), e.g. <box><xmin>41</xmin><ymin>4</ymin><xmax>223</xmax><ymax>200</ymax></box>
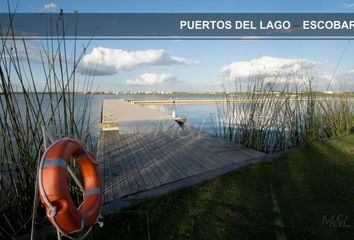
<box><xmin>145</xmin><ymin>103</ymin><xmax>218</xmax><ymax>134</ymax></box>
<box><xmin>4</xmin><ymin>93</ymin><xmax>353</xmax><ymax>146</ymax></box>
<box><xmin>88</xmin><ymin>94</ymin><xmax>220</xmax><ymax>138</ymax></box>
<box><xmin>0</xmin><ymin>94</ymin><xmax>220</xmax><ymax>145</ymax></box>
<box><xmin>77</xmin><ymin>94</ymin><xmax>223</xmax><ymax>141</ymax></box>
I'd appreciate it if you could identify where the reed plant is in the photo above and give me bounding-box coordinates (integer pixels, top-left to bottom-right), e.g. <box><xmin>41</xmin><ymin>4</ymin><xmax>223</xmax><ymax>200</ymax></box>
<box><xmin>211</xmin><ymin>73</ymin><xmax>353</xmax><ymax>153</ymax></box>
<box><xmin>0</xmin><ymin>9</ymin><xmax>97</xmax><ymax>238</ymax></box>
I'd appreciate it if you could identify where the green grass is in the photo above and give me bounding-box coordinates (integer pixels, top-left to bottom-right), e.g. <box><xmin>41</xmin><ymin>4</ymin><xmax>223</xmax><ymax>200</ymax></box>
<box><xmin>86</xmin><ymin>134</ymin><xmax>354</xmax><ymax>240</ymax></box>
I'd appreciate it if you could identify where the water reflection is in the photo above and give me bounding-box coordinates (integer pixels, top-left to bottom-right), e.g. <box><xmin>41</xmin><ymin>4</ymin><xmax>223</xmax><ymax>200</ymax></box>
<box><xmin>145</xmin><ymin>103</ymin><xmax>218</xmax><ymax>135</ymax></box>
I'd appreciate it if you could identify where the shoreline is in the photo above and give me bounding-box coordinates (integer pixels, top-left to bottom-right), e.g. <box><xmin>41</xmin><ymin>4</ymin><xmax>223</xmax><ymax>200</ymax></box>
<box><xmin>131</xmin><ymin>97</ymin><xmax>354</xmax><ymax>105</ymax></box>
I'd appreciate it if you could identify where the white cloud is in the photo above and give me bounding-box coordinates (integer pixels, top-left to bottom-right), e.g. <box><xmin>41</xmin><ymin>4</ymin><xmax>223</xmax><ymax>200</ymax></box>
<box><xmin>220</xmin><ymin>56</ymin><xmax>319</xmax><ymax>83</ymax></box>
<box><xmin>79</xmin><ymin>47</ymin><xmax>199</xmax><ymax>75</ymax></box>
<box><xmin>2</xmin><ymin>40</ymin><xmax>43</xmax><ymax>63</ymax></box>
<box><xmin>342</xmin><ymin>3</ymin><xmax>354</xmax><ymax>8</ymax></box>
<box><xmin>126</xmin><ymin>73</ymin><xmax>176</xmax><ymax>86</ymax></box>
<box><xmin>321</xmin><ymin>69</ymin><xmax>354</xmax><ymax>89</ymax></box>
<box><xmin>43</xmin><ymin>2</ymin><xmax>58</xmax><ymax>10</ymax></box>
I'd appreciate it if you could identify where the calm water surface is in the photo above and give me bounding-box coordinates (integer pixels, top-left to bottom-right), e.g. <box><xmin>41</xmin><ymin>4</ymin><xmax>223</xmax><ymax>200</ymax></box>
<box><xmin>145</xmin><ymin>103</ymin><xmax>218</xmax><ymax>134</ymax></box>
<box><xmin>7</xmin><ymin>93</ymin><xmax>353</xmax><ymax>144</ymax></box>
<box><xmin>1</xmin><ymin>94</ymin><xmax>219</xmax><ymax>143</ymax></box>
<box><xmin>89</xmin><ymin>94</ymin><xmax>219</xmax><ymax>137</ymax></box>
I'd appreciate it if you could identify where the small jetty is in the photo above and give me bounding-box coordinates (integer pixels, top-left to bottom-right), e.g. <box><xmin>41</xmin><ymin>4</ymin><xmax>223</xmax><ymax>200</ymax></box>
<box><xmin>97</xmin><ymin>100</ymin><xmax>265</xmax><ymax>212</ymax></box>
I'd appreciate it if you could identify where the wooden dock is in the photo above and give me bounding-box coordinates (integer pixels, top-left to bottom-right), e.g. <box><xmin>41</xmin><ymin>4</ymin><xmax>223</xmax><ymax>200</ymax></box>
<box><xmin>97</xmin><ymin>100</ymin><xmax>266</xmax><ymax>210</ymax></box>
<box><xmin>100</xmin><ymin>99</ymin><xmax>181</xmax><ymax>133</ymax></box>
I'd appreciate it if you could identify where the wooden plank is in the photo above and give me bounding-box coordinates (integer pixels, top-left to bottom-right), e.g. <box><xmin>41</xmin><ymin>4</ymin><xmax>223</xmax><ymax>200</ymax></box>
<box><xmin>135</xmin><ymin>133</ymin><xmax>171</xmax><ymax>185</ymax></box>
<box><xmin>99</xmin><ymin>129</ymin><xmax>266</xmax><ymax>202</ymax></box>
<box><xmin>108</xmin><ymin>133</ymin><xmax>130</xmax><ymax>198</ymax></box>
<box><xmin>131</xmin><ymin>134</ymin><xmax>164</xmax><ymax>189</ymax></box>
<box><xmin>144</xmin><ymin>134</ymin><xmax>188</xmax><ymax>180</ymax></box>
<box><xmin>103</xmin><ymin>131</ymin><xmax>114</xmax><ymax>202</ymax></box>
<box><xmin>123</xmin><ymin>134</ymin><xmax>147</xmax><ymax>191</ymax></box>
<box><xmin>109</xmin><ymin>131</ymin><xmax>125</xmax><ymax>199</ymax></box>
<box><xmin>98</xmin><ymin>100</ymin><xmax>266</xmax><ymax>203</ymax></box>
<box><xmin>112</xmin><ymin>132</ymin><xmax>139</xmax><ymax>197</ymax></box>
<box><xmin>129</xmin><ymin>134</ymin><xmax>157</xmax><ymax>190</ymax></box>
<box><xmin>145</xmin><ymin>141</ymin><xmax>184</xmax><ymax>181</ymax></box>
<box><xmin>96</xmin><ymin>131</ymin><xmax>106</xmax><ymax>196</ymax></box>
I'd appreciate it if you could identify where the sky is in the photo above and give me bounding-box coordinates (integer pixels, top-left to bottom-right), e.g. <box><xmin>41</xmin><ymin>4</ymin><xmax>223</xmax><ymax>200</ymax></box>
<box><xmin>2</xmin><ymin>0</ymin><xmax>354</xmax><ymax>92</ymax></box>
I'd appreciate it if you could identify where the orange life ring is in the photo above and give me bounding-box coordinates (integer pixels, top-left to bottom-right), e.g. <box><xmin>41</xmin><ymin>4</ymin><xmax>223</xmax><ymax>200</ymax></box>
<box><xmin>38</xmin><ymin>138</ymin><xmax>102</xmax><ymax>234</ymax></box>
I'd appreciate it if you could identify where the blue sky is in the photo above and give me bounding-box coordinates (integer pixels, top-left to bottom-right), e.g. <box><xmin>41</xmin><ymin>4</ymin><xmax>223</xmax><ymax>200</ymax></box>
<box><xmin>2</xmin><ymin>0</ymin><xmax>354</xmax><ymax>92</ymax></box>
<box><xmin>7</xmin><ymin>0</ymin><xmax>354</xmax><ymax>13</ymax></box>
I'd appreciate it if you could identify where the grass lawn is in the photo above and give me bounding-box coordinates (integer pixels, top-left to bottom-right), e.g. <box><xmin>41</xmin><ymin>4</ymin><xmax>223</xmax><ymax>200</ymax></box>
<box><xmin>87</xmin><ymin>134</ymin><xmax>354</xmax><ymax>240</ymax></box>
<box><xmin>37</xmin><ymin>134</ymin><xmax>354</xmax><ymax>240</ymax></box>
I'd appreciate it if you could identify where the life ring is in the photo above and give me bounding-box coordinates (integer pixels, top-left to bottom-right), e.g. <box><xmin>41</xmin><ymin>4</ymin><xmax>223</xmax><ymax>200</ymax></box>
<box><xmin>38</xmin><ymin>138</ymin><xmax>102</xmax><ymax>234</ymax></box>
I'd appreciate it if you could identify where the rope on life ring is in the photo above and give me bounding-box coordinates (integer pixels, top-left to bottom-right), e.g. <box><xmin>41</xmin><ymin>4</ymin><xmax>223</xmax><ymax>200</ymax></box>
<box><xmin>38</xmin><ymin>138</ymin><xmax>103</xmax><ymax>239</ymax></box>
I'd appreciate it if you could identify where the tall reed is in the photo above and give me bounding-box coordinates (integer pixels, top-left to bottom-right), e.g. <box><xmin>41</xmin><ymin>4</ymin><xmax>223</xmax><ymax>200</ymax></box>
<box><xmin>0</xmin><ymin>10</ymin><xmax>97</xmax><ymax>238</ymax></box>
<box><xmin>211</xmin><ymin>73</ymin><xmax>353</xmax><ymax>153</ymax></box>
